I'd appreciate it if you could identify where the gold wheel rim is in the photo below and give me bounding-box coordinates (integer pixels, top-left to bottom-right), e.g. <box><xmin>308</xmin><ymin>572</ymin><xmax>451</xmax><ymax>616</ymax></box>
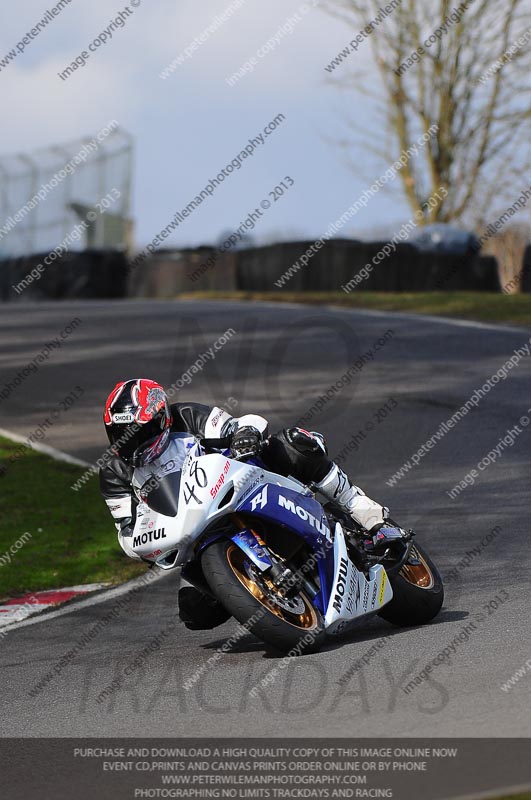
<box><xmin>226</xmin><ymin>544</ymin><xmax>319</xmax><ymax>630</ymax></box>
<box><xmin>400</xmin><ymin>547</ymin><xmax>435</xmax><ymax>589</ymax></box>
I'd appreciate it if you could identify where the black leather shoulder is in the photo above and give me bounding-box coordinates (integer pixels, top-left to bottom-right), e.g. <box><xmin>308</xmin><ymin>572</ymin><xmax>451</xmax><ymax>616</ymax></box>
<box><xmin>99</xmin><ymin>456</ymin><xmax>133</xmax><ymax>498</ymax></box>
<box><xmin>170</xmin><ymin>402</ymin><xmax>215</xmax><ymax>435</ymax></box>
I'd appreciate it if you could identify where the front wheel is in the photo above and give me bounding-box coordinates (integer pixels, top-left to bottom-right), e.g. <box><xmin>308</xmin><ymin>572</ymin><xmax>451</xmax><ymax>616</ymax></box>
<box><xmin>378</xmin><ymin>542</ymin><xmax>444</xmax><ymax>627</ymax></box>
<box><xmin>201</xmin><ymin>539</ymin><xmax>325</xmax><ymax>654</ymax></box>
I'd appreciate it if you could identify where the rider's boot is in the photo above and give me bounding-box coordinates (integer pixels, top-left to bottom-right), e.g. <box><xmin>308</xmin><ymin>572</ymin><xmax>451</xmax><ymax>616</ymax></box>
<box><xmin>315</xmin><ymin>464</ymin><xmax>384</xmax><ymax>528</ymax></box>
<box><xmin>315</xmin><ymin>464</ymin><xmax>401</xmax><ymax>552</ymax></box>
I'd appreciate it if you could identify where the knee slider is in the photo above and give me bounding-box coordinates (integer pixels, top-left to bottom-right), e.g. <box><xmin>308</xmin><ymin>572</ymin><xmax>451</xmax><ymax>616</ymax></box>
<box><xmin>262</xmin><ymin>429</ymin><xmax>332</xmax><ymax>485</ymax></box>
<box><xmin>286</xmin><ymin>427</ymin><xmax>328</xmax><ymax>455</ymax></box>
<box><xmin>274</xmin><ymin>427</ymin><xmax>331</xmax><ymax>484</ymax></box>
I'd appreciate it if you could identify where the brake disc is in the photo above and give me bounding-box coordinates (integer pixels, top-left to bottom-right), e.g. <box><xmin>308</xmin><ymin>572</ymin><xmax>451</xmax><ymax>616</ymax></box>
<box><xmin>245</xmin><ymin>562</ymin><xmax>306</xmax><ymax>614</ymax></box>
<box><xmin>268</xmin><ymin>593</ymin><xmax>306</xmax><ymax>614</ymax></box>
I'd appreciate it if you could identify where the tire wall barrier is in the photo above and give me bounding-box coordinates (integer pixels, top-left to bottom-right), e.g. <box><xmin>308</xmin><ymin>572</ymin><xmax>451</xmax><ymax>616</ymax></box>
<box><xmin>235</xmin><ymin>240</ymin><xmax>500</xmax><ymax>293</ymax></box>
<box><xmin>128</xmin><ymin>248</ymin><xmax>237</xmax><ymax>297</ymax></box>
<box><xmin>0</xmin><ymin>240</ymin><xmax>503</xmax><ymax>300</ymax></box>
<box><xmin>0</xmin><ymin>250</ymin><xmax>129</xmax><ymax>300</ymax></box>
<box><xmin>129</xmin><ymin>240</ymin><xmax>500</xmax><ymax>296</ymax></box>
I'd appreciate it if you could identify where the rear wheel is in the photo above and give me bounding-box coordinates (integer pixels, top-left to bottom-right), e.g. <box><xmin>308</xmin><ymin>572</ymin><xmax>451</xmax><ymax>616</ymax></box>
<box><xmin>378</xmin><ymin>542</ymin><xmax>443</xmax><ymax>626</ymax></box>
<box><xmin>201</xmin><ymin>539</ymin><xmax>325</xmax><ymax>654</ymax></box>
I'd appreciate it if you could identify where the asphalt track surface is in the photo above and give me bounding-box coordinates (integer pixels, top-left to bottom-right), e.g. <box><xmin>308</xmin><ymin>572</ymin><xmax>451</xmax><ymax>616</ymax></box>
<box><xmin>1</xmin><ymin>299</ymin><xmax>530</xmax><ymax>738</ymax></box>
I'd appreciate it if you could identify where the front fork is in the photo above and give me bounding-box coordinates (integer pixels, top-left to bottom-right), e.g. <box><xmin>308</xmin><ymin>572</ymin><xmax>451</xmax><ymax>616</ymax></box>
<box><xmin>230</xmin><ymin>528</ymin><xmax>317</xmax><ymax>600</ymax></box>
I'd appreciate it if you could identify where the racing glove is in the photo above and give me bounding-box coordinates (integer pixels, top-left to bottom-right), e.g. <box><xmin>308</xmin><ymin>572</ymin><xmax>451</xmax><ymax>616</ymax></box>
<box><xmin>230</xmin><ymin>426</ymin><xmax>263</xmax><ymax>460</ymax></box>
<box><xmin>116</xmin><ymin>518</ymin><xmax>142</xmax><ymax>560</ymax></box>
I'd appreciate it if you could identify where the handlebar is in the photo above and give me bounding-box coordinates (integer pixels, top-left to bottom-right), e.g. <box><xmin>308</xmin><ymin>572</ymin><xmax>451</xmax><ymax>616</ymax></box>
<box><xmin>200</xmin><ymin>435</ymin><xmax>266</xmax><ymax>462</ymax></box>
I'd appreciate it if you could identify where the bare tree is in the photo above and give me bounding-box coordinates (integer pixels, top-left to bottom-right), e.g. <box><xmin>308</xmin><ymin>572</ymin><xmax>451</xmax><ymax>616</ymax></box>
<box><xmin>484</xmin><ymin>223</ymin><xmax>529</xmax><ymax>291</ymax></box>
<box><xmin>322</xmin><ymin>0</ymin><xmax>531</xmax><ymax>228</ymax></box>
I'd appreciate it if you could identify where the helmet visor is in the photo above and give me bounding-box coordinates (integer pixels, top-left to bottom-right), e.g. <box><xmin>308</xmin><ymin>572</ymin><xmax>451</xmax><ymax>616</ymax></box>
<box><xmin>131</xmin><ymin>428</ymin><xmax>171</xmax><ymax>467</ymax></box>
<box><xmin>109</xmin><ymin>410</ymin><xmax>167</xmax><ymax>462</ymax></box>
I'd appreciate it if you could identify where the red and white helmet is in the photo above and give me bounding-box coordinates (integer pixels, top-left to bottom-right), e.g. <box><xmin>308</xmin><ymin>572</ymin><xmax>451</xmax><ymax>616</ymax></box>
<box><xmin>103</xmin><ymin>379</ymin><xmax>172</xmax><ymax>467</ymax></box>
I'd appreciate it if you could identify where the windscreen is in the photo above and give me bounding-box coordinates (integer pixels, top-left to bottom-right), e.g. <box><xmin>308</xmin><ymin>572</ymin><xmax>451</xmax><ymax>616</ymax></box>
<box><xmin>140</xmin><ymin>470</ymin><xmax>182</xmax><ymax>517</ymax></box>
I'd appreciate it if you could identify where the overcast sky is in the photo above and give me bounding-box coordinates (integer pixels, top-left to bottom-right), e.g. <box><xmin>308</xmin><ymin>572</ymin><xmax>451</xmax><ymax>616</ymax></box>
<box><xmin>1</xmin><ymin>0</ymin><xmax>414</xmax><ymax>250</ymax></box>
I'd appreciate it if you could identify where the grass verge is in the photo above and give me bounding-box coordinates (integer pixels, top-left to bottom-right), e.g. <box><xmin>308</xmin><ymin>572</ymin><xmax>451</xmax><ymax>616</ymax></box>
<box><xmin>494</xmin><ymin>795</ymin><xmax>531</xmax><ymax>799</ymax></box>
<box><xmin>178</xmin><ymin>291</ymin><xmax>531</xmax><ymax>326</ymax></box>
<box><xmin>0</xmin><ymin>436</ymin><xmax>144</xmax><ymax>599</ymax></box>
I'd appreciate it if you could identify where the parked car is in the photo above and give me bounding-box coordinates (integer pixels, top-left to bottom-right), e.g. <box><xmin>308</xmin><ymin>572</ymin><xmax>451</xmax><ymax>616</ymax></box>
<box><xmin>412</xmin><ymin>223</ymin><xmax>480</xmax><ymax>255</ymax></box>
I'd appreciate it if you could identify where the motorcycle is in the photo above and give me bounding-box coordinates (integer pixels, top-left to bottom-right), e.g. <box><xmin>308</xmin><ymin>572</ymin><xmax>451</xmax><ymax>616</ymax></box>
<box><xmin>131</xmin><ymin>439</ymin><xmax>444</xmax><ymax>654</ymax></box>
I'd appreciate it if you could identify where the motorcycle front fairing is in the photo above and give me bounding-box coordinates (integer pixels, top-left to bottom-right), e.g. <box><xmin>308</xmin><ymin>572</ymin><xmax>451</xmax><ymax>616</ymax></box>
<box><xmin>324</xmin><ymin>522</ymin><xmax>393</xmax><ymax>635</ymax></box>
<box><xmin>235</xmin><ymin>483</ymin><xmax>393</xmax><ymax>626</ymax></box>
<box><xmin>235</xmin><ymin>482</ymin><xmax>335</xmax><ymax>614</ymax></box>
<box><xmin>130</xmin><ymin>452</ymin><xmax>309</xmax><ymax>566</ymax></box>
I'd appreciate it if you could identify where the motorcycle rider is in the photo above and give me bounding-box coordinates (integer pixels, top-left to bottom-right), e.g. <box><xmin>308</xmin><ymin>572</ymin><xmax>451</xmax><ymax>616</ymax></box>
<box><xmin>100</xmin><ymin>378</ymin><xmax>395</xmax><ymax>630</ymax></box>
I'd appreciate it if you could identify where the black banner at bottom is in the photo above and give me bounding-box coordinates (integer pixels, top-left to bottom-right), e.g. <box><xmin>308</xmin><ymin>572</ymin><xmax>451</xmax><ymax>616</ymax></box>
<box><xmin>1</xmin><ymin>738</ymin><xmax>530</xmax><ymax>800</ymax></box>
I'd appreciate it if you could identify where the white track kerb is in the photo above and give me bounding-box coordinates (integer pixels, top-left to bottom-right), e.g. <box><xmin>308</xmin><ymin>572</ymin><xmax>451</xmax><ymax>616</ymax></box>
<box><xmin>0</xmin><ymin>427</ymin><xmax>89</xmax><ymax>467</ymax></box>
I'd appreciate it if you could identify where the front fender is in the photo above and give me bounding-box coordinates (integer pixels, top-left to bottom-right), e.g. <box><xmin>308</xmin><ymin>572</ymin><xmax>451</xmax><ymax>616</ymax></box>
<box><xmin>197</xmin><ymin>529</ymin><xmax>273</xmax><ymax>573</ymax></box>
<box><xmin>230</xmin><ymin>530</ymin><xmax>273</xmax><ymax>572</ymax></box>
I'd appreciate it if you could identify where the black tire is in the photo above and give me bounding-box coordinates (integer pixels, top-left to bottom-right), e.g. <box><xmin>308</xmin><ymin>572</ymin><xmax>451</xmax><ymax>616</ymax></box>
<box><xmin>201</xmin><ymin>539</ymin><xmax>326</xmax><ymax>654</ymax></box>
<box><xmin>378</xmin><ymin>542</ymin><xmax>444</xmax><ymax>627</ymax></box>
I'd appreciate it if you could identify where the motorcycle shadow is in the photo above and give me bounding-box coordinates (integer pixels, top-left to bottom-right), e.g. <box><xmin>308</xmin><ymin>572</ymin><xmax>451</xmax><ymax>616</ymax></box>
<box><xmin>323</xmin><ymin>607</ymin><xmax>471</xmax><ymax>646</ymax></box>
<box><xmin>200</xmin><ymin>627</ymin><xmax>277</xmax><ymax>658</ymax></box>
<box><xmin>199</xmin><ymin>608</ymin><xmax>470</xmax><ymax>658</ymax></box>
